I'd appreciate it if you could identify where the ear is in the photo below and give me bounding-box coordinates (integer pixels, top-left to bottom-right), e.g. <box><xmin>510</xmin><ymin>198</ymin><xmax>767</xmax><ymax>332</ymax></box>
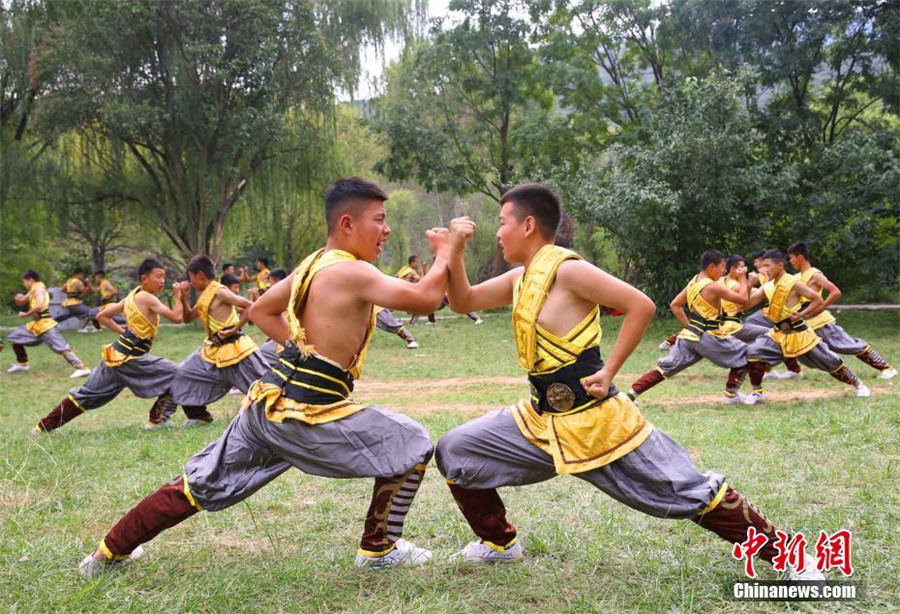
<box><xmin>523</xmin><ymin>215</ymin><xmax>538</xmax><ymax>238</ymax></box>
<box><xmin>338</xmin><ymin>212</ymin><xmax>354</xmax><ymax>234</ymax></box>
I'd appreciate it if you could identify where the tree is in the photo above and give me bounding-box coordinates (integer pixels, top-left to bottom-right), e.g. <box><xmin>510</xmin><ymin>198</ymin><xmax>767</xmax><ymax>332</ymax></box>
<box><xmin>33</xmin><ymin>0</ymin><xmax>417</xmax><ymax>263</ymax></box>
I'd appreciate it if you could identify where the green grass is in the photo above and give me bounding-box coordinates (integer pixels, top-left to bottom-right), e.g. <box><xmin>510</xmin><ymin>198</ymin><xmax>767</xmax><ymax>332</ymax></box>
<box><xmin>1</xmin><ymin>310</ymin><xmax>898</xmax><ymax>612</ymax></box>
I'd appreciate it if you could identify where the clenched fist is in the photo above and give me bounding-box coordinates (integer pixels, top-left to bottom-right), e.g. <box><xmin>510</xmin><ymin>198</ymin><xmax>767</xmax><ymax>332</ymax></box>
<box><xmin>450</xmin><ymin>216</ymin><xmax>476</xmax><ymax>252</ymax></box>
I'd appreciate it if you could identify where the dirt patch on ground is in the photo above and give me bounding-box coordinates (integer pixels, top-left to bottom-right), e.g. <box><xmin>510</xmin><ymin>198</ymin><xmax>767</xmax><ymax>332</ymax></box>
<box><xmin>632</xmin><ymin>384</ymin><xmax>893</xmax><ymax>409</ymax></box>
<box><xmin>355</xmin><ymin>375</ymin><xmax>524</xmax><ymax>394</ymax></box>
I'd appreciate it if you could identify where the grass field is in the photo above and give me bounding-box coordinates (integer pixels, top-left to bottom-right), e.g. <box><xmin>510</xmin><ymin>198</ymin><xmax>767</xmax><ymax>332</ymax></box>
<box><xmin>1</xmin><ymin>310</ymin><xmax>897</xmax><ymax>612</ymax></box>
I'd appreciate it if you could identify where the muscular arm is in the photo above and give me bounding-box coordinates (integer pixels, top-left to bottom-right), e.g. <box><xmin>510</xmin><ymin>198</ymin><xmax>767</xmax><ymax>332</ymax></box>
<box><xmin>216</xmin><ymin>287</ymin><xmax>253</xmax><ymax>332</ymax></box>
<box><xmin>744</xmin><ymin>286</ymin><xmax>767</xmax><ymax>310</ymax></box>
<box><xmin>445</xmin><ymin>218</ymin><xmax>518</xmax><ymax>312</ymax></box>
<box><xmin>20</xmin><ymin>288</ymin><xmax>46</xmax><ymax>317</ymax></box>
<box><xmin>707</xmin><ymin>280</ymin><xmax>749</xmax><ymax>307</ymax></box>
<box><xmin>669</xmin><ymin>288</ymin><xmax>689</xmax><ymax>327</ymax></box>
<box><xmin>355</xmin><ymin>257</ymin><xmax>450</xmax><ymax>314</ymax></box>
<box><xmin>248</xmin><ymin>274</ymin><xmax>293</xmax><ymax>344</ymax></box>
<box><xmin>793</xmin><ymin>282</ymin><xmax>823</xmax><ymax>320</ymax></box>
<box><xmin>97</xmin><ymin>300</ymin><xmax>126</xmax><ymax>334</ymax></box>
<box><xmin>560</xmin><ymin>260</ymin><xmax>656</xmax><ymax>380</ymax></box>
<box><xmin>180</xmin><ymin>286</ymin><xmax>198</xmax><ymax>324</ymax></box>
<box><xmin>146</xmin><ymin>291</ymin><xmax>184</xmax><ymax>324</ymax></box>
<box><xmin>810</xmin><ymin>272</ymin><xmax>841</xmax><ymax>314</ymax></box>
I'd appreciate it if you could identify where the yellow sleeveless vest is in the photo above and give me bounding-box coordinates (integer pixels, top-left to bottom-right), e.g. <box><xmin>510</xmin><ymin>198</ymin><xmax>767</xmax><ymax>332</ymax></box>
<box><xmin>719</xmin><ymin>277</ymin><xmax>744</xmax><ymax>336</ymax></box>
<box><xmin>509</xmin><ymin>244</ymin><xmax>652</xmax><ymax>475</ymax></box>
<box><xmin>25</xmin><ymin>282</ymin><xmax>58</xmax><ymax>336</ymax></box>
<box><xmin>61</xmin><ymin>277</ymin><xmax>84</xmax><ymax>307</ymax></box>
<box><xmin>256</xmin><ymin>268</ymin><xmax>271</xmax><ymax>290</ymax></box>
<box><xmin>101</xmin><ymin>288</ymin><xmax>159</xmax><ymax>366</ymax></box>
<box><xmin>762</xmin><ymin>275</ymin><xmax>820</xmax><ymax>357</ymax></box>
<box><xmin>98</xmin><ymin>279</ymin><xmax>118</xmax><ymax>305</ymax></box>
<box><xmin>677</xmin><ymin>276</ymin><xmax>726</xmax><ymax>341</ymax></box>
<box><xmin>396</xmin><ymin>265</ymin><xmax>417</xmax><ymax>281</ymax></box>
<box><xmin>195</xmin><ymin>281</ymin><xmax>259</xmax><ymax>367</ymax></box>
<box><xmin>247</xmin><ymin>248</ymin><xmax>374</xmax><ymax>425</ymax></box>
<box><xmin>795</xmin><ymin>267</ymin><xmax>836</xmax><ymax>330</ymax></box>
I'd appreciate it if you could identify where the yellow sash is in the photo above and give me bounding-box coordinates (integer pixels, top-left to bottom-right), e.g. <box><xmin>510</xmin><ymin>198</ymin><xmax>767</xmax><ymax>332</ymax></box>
<box><xmin>102</xmin><ymin>288</ymin><xmax>159</xmax><ymax>367</ymax></box>
<box><xmin>762</xmin><ymin>275</ymin><xmax>820</xmax><ymax>357</ymax></box>
<box><xmin>509</xmin><ymin>244</ymin><xmax>652</xmax><ymax>474</ymax></box>
<box><xmin>61</xmin><ymin>277</ymin><xmax>84</xmax><ymax>307</ymax></box>
<box><xmin>195</xmin><ymin>281</ymin><xmax>258</xmax><ymax>368</ymax></box>
<box><xmin>24</xmin><ymin>282</ymin><xmax>58</xmax><ymax>336</ymax></box>
<box><xmin>796</xmin><ymin>267</ymin><xmax>836</xmax><ymax>330</ymax></box>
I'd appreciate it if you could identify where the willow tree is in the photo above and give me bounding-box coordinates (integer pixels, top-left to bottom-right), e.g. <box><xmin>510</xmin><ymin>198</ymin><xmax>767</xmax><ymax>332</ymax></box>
<box><xmin>33</xmin><ymin>0</ymin><xmax>417</xmax><ymax>263</ymax></box>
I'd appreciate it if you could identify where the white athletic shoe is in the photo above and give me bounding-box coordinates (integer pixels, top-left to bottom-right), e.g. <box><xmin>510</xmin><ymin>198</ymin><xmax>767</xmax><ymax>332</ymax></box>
<box><xmin>722</xmin><ymin>394</ymin><xmax>745</xmax><ymax>406</ymax></box>
<box><xmin>354</xmin><ymin>539</ymin><xmax>432</xmax><ymax>570</ymax></box>
<box><xmin>787</xmin><ymin>564</ymin><xmax>825</xmax><ymax>582</ymax></box>
<box><xmin>29</xmin><ymin>426</ymin><xmax>42</xmax><ymax>436</ymax></box>
<box><xmin>779</xmin><ymin>371</ymin><xmax>802</xmax><ymax>380</ymax></box>
<box><xmin>473</xmin><ymin>318</ymin><xmax>484</xmax><ymax>325</ymax></box>
<box><xmin>658</xmin><ymin>341</ymin><xmax>672</xmax><ymax>351</ymax></box>
<box><xmin>78</xmin><ymin>546</ymin><xmax>145</xmax><ymax>577</ymax></box>
<box><xmin>406</xmin><ymin>341</ymin><xmax>419</xmax><ymax>350</ymax></box>
<box><xmin>182</xmin><ymin>418</ymin><xmax>211</xmax><ymax>428</ymax></box>
<box><xmin>143</xmin><ymin>419</ymin><xmax>175</xmax><ymax>430</ymax></box>
<box><xmin>749</xmin><ymin>392</ymin><xmax>766</xmax><ymax>404</ymax></box>
<box><xmin>227</xmin><ymin>387</ymin><xmax>243</xmax><ymax>396</ymax></box>
<box><xmin>70</xmin><ymin>367</ymin><xmax>91</xmax><ymax>379</ymax></box>
<box><xmin>856</xmin><ymin>384</ymin><xmax>871</xmax><ymax>398</ymax></box>
<box><xmin>456</xmin><ymin>539</ymin><xmax>523</xmax><ymax>562</ymax></box>
<box><xmin>77</xmin><ymin>328</ymin><xmax>91</xmax><ymax>334</ymax></box>
<box><xmin>762</xmin><ymin>369</ymin><xmax>782</xmax><ymax>380</ymax></box>
<box><xmin>877</xmin><ymin>367</ymin><xmax>897</xmax><ymax>380</ymax></box>
<box><xmin>7</xmin><ymin>363</ymin><xmax>29</xmax><ymax>373</ymax></box>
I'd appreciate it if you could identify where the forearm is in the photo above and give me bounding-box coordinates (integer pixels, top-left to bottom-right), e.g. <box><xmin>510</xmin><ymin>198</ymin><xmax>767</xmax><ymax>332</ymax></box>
<box><xmin>605</xmin><ymin>302</ymin><xmax>655</xmax><ymax>377</ymax></box>
<box><xmin>797</xmin><ymin>296</ymin><xmax>823</xmax><ymax>320</ymax></box>
<box><xmin>414</xmin><ymin>256</ymin><xmax>450</xmax><ymax>312</ymax></box>
<box><xmin>670</xmin><ymin>305</ymin><xmax>689</xmax><ymax>327</ymax></box>
<box><xmin>98</xmin><ymin>315</ymin><xmax>125</xmax><ymax>334</ymax></box>
<box><xmin>251</xmin><ymin>311</ymin><xmax>290</xmax><ymax>344</ymax></box>
<box><xmin>446</xmin><ymin>251</ymin><xmax>474</xmax><ymax>313</ymax></box>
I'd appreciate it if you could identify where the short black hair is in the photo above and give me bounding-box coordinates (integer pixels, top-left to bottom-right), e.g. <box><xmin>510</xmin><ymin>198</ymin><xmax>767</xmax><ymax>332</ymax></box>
<box><xmin>187</xmin><ymin>255</ymin><xmax>216</xmax><ymax>279</ymax></box>
<box><xmin>324</xmin><ymin>177</ymin><xmax>389</xmax><ymax>233</ymax></box>
<box><xmin>268</xmin><ymin>268</ymin><xmax>288</xmax><ymax>282</ymax></box>
<box><xmin>137</xmin><ymin>258</ymin><xmax>165</xmax><ymax>278</ymax></box>
<box><xmin>73</xmin><ymin>268</ymin><xmax>85</xmax><ymax>275</ymax></box>
<box><xmin>500</xmin><ymin>183</ymin><xmax>562</xmax><ymax>240</ymax></box>
<box><xmin>222</xmin><ymin>262</ymin><xmax>234</xmax><ymax>271</ymax></box>
<box><xmin>751</xmin><ymin>251</ymin><xmax>765</xmax><ymax>261</ymax></box>
<box><xmin>257</xmin><ymin>257</ymin><xmax>270</xmax><ymax>268</ymax></box>
<box><xmin>221</xmin><ymin>274</ymin><xmax>240</xmax><ymax>287</ymax></box>
<box><xmin>408</xmin><ymin>255</ymin><xmax>418</xmax><ymax>265</ymax></box>
<box><xmin>700</xmin><ymin>249</ymin><xmax>725</xmax><ymax>269</ymax></box>
<box><xmin>762</xmin><ymin>249</ymin><xmax>787</xmax><ymax>264</ymax></box>
<box><xmin>787</xmin><ymin>242</ymin><xmax>809</xmax><ymax>260</ymax></box>
<box><xmin>22</xmin><ymin>269</ymin><xmax>40</xmax><ymax>281</ymax></box>
<box><xmin>725</xmin><ymin>254</ymin><xmax>745</xmax><ymax>273</ymax></box>
<box><xmin>95</xmin><ymin>270</ymin><xmax>106</xmax><ymax>277</ymax></box>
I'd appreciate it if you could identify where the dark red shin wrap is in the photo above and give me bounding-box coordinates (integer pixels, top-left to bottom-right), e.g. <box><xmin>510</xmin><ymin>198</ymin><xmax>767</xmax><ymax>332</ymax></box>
<box><xmin>102</xmin><ymin>475</ymin><xmax>199</xmax><ymax>558</ymax></box>
<box><xmin>37</xmin><ymin>397</ymin><xmax>83</xmax><ymax>432</ymax></box>
<box><xmin>665</xmin><ymin>332</ymin><xmax>678</xmax><ymax>346</ymax></box>
<box><xmin>856</xmin><ymin>347</ymin><xmax>891</xmax><ymax>371</ymax></box>
<box><xmin>726</xmin><ymin>367</ymin><xmax>748</xmax><ymax>393</ymax></box>
<box><xmin>631</xmin><ymin>369</ymin><xmax>665</xmax><ymax>396</ymax></box>
<box><xmin>784</xmin><ymin>357</ymin><xmax>801</xmax><ymax>374</ymax></box>
<box><xmin>12</xmin><ymin>343</ymin><xmax>28</xmax><ymax>364</ymax></box>
<box><xmin>182</xmin><ymin>405</ymin><xmax>214</xmax><ymax>422</ymax></box>
<box><xmin>447</xmin><ymin>483</ymin><xmax>517</xmax><ymax>547</ymax></box>
<box><xmin>829</xmin><ymin>364</ymin><xmax>860</xmax><ymax>388</ymax></box>
<box><xmin>692</xmin><ymin>487</ymin><xmax>779</xmax><ymax>563</ymax></box>
<box><xmin>748</xmin><ymin>361</ymin><xmax>768</xmax><ymax>391</ymax></box>
<box><xmin>148</xmin><ymin>394</ymin><xmax>176</xmax><ymax>424</ymax></box>
<box><xmin>360</xmin><ymin>465</ymin><xmax>427</xmax><ymax>552</ymax></box>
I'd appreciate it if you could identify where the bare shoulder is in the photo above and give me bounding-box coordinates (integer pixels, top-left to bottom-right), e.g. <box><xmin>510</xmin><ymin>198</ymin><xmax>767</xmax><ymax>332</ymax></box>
<box><xmin>555</xmin><ymin>259</ymin><xmax>604</xmax><ymax>285</ymax></box>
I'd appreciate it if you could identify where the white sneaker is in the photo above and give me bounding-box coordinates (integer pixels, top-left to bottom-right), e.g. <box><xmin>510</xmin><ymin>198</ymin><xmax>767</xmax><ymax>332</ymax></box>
<box><xmin>77</xmin><ymin>328</ymin><xmax>90</xmax><ymax>334</ymax></box>
<box><xmin>779</xmin><ymin>371</ymin><xmax>802</xmax><ymax>380</ymax></box>
<box><xmin>456</xmin><ymin>539</ymin><xmax>523</xmax><ymax>562</ymax></box>
<box><xmin>877</xmin><ymin>367</ymin><xmax>897</xmax><ymax>380</ymax></box>
<box><xmin>406</xmin><ymin>341</ymin><xmax>419</xmax><ymax>350</ymax></box>
<box><xmin>70</xmin><ymin>367</ymin><xmax>91</xmax><ymax>379</ymax></box>
<box><xmin>227</xmin><ymin>387</ymin><xmax>243</xmax><ymax>396</ymax></box>
<box><xmin>787</xmin><ymin>564</ymin><xmax>825</xmax><ymax>582</ymax></box>
<box><xmin>856</xmin><ymin>384</ymin><xmax>871</xmax><ymax>398</ymax></box>
<box><xmin>7</xmin><ymin>363</ymin><xmax>29</xmax><ymax>373</ymax></box>
<box><xmin>354</xmin><ymin>539</ymin><xmax>432</xmax><ymax>570</ymax></box>
<box><xmin>30</xmin><ymin>426</ymin><xmax>42</xmax><ymax>436</ymax></box>
<box><xmin>749</xmin><ymin>392</ymin><xmax>765</xmax><ymax>404</ymax></box>
<box><xmin>658</xmin><ymin>341</ymin><xmax>672</xmax><ymax>351</ymax></box>
<box><xmin>763</xmin><ymin>369</ymin><xmax>782</xmax><ymax>380</ymax></box>
<box><xmin>722</xmin><ymin>394</ymin><xmax>744</xmax><ymax>406</ymax></box>
<box><xmin>78</xmin><ymin>546</ymin><xmax>145</xmax><ymax>577</ymax></box>
<box><xmin>143</xmin><ymin>419</ymin><xmax>175</xmax><ymax>430</ymax></box>
<box><xmin>473</xmin><ymin>318</ymin><xmax>484</xmax><ymax>325</ymax></box>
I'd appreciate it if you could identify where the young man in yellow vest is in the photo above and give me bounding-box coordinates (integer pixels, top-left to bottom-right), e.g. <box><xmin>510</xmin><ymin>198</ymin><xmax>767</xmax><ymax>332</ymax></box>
<box><xmin>239</xmin><ymin>257</ymin><xmax>272</xmax><ymax>298</ymax></box>
<box><xmin>31</xmin><ymin>258</ymin><xmax>187</xmax><ymax>434</ymax></box>
<box><xmin>7</xmin><ymin>270</ymin><xmax>91</xmax><ymax>378</ymax></box>
<box><xmin>435</xmin><ymin>184</ymin><xmax>822</xmax><ymax>581</ymax></box>
<box><xmin>743</xmin><ymin>250</ymin><xmax>869</xmax><ymax>401</ymax></box>
<box><xmin>788</xmin><ymin>242</ymin><xmax>896</xmax><ymax>380</ymax></box>
<box><xmin>85</xmin><ymin>269</ymin><xmax>122</xmax><ymax>332</ymax></box>
<box><xmin>78</xmin><ymin>177</ymin><xmax>449</xmax><ymax>575</ymax></box>
<box><xmin>166</xmin><ymin>256</ymin><xmax>269</xmax><ymax>426</ymax></box>
<box><xmin>56</xmin><ymin>268</ymin><xmax>95</xmax><ymax>332</ymax></box>
<box><xmin>627</xmin><ymin>250</ymin><xmax>757</xmax><ymax>405</ymax></box>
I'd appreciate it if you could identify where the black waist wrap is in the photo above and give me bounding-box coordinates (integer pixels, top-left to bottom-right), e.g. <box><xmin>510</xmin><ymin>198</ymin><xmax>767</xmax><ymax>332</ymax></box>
<box><xmin>35</xmin><ymin>308</ymin><xmax>52</xmax><ymax>320</ymax></box>
<box><xmin>720</xmin><ymin>313</ymin><xmax>742</xmax><ymax>325</ymax></box>
<box><xmin>262</xmin><ymin>342</ymin><xmax>355</xmax><ymax>405</ymax></box>
<box><xmin>208</xmin><ymin>329</ymin><xmax>244</xmax><ymax>347</ymax></box>
<box><xmin>772</xmin><ymin>316</ymin><xmax>808</xmax><ymax>333</ymax></box>
<box><xmin>684</xmin><ymin>311</ymin><xmax>722</xmax><ymax>337</ymax></box>
<box><xmin>528</xmin><ymin>346</ymin><xmax>619</xmax><ymax>415</ymax></box>
<box><xmin>112</xmin><ymin>329</ymin><xmax>153</xmax><ymax>357</ymax></box>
